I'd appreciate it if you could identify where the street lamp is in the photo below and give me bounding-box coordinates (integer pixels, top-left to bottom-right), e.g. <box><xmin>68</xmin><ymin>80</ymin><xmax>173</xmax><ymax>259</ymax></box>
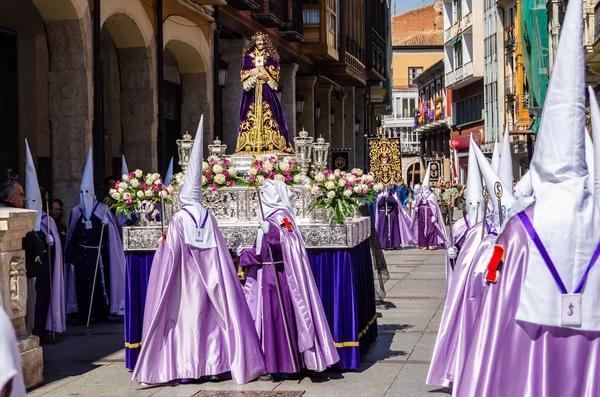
<box><xmin>354</xmin><ymin>118</ymin><xmax>361</xmax><ymax>134</ymax></box>
<box><xmin>316</xmin><ymin>102</ymin><xmax>321</xmax><ymax>120</ymax></box>
<box><xmin>296</xmin><ymin>90</ymin><xmax>305</xmax><ymax>116</ymax></box>
<box><xmin>331</xmin><ymin>109</ymin><xmax>335</xmax><ymax>125</ymax></box>
<box><xmin>218</xmin><ymin>57</ymin><xmax>229</xmax><ymax>87</ymax></box>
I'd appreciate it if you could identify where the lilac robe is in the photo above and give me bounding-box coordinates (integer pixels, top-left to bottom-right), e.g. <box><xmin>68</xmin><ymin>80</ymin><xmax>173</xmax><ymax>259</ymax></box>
<box><xmin>427</xmin><ymin>221</ymin><xmax>486</xmax><ymax>387</ymax></box>
<box><xmin>132</xmin><ymin>212</ymin><xmax>266</xmax><ymax>385</ymax></box>
<box><xmin>65</xmin><ymin>203</ymin><xmax>125</xmax><ymax>316</ymax></box>
<box><xmin>235</xmin><ymin>52</ymin><xmax>294</xmax><ymax>154</ymax></box>
<box><xmin>243</xmin><ymin>209</ymin><xmax>339</xmax><ymax>373</ymax></box>
<box><xmin>445</xmin><ymin>216</ymin><xmax>471</xmax><ymax>288</ymax></box>
<box><xmin>411</xmin><ymin>191</ymin><xmax>447</xmax><ymax>248</ymax></box>
<box><xmin>375</xmin><ymin>194</ymin><xmax>415</xmax><ymax>249</ymax></box>
<box><xmin>454</xmin><ymin>205</ymin><xmax>600</xmax><ymax>396</ymax></box>
<box><xmin>38</xmin><ymin>213</ymin><xmax>66</xmax><ymax>333</ymax></box>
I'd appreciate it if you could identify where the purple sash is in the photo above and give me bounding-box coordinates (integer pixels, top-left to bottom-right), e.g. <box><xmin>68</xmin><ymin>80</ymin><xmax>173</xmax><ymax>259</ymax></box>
<box><xmin>182</xmin><ymin>208</ymin><xmax>209</xmax><ymax>229</ymax></box>
<box><xmin>518</xmin><ymin>212</ymin><xmax>600</xmax><ymax>294</ymax></box>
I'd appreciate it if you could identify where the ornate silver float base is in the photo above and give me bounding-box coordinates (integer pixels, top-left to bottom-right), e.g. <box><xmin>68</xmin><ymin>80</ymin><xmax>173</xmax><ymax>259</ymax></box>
<box><xmin>123</xmin><ymin>216</ymin><xmax>371</xmax><ymax>251</ymax></box>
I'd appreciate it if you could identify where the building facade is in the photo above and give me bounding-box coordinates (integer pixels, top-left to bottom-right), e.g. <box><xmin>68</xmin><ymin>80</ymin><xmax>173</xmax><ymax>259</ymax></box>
<box><xmin>383</xmin><ymin>2</ymin><xmax>444</xmax><ymax>184</ymax></box>
<box><xmin>443</xmin><ymin>0</ymin><xmax>485</xmax><ymax>183</ymax></box>
<box><xmin>414</xmin><ymin>60</ymin><xmax>451</xmax><ymax>182</ymax></box>
<box><xmin>0</xmin><ymin>0</ymin><xmax>391</xmax><ymax>211</ymax></box>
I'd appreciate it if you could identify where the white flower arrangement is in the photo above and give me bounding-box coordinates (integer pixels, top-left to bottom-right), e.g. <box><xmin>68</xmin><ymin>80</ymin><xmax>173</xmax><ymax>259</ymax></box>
<box><xmin>109</xmin><ymin>170</ymin><xmax>172</xmax><ymax>216</ymax></box>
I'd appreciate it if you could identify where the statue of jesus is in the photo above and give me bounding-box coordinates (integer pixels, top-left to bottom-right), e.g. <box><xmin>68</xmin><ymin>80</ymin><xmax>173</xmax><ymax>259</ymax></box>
<box><xmin>235</xmin><ymin>32</ymin><xmax>295</xmax><ymax>155</ymax></box>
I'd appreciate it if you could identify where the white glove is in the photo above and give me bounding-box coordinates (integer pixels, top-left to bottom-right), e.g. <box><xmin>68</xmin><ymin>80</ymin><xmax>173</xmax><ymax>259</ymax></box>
<box><xmin>102</xmin><ymin>216</ymin><xmax>109</xmax><ymax>225</ymax></box>
<box><xmin>46</xmin><ymin>234</ymin><xmax>54</xmax><ymax>247</ymax></box>
<box><xmin>260</xmin><ymin>221</ymin><xmax>270</xmax><ymax>234</ymax></box>
<box><xmin>235</xmin><ymin>246</ymin><xmax>245</xmax><ymax>257</ymax></box>
<box><xmin>448</xmin><ymin>246</ymin><xmax>458</xmax><ymax>259</ymax></box>
<box><xmin>431</xmin><ymin>216</ymin><xmax>437</xmax><ymax>224</ymax></box>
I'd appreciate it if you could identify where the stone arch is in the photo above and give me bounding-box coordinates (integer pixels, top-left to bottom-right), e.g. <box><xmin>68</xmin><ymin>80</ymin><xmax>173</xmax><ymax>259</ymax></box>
<box><xmin>101</xmin><ymin>0</ymin><xmax>154</xmax><ymax>48</ymax></box>
<box><xmin>164</xmin><ymin>15</ymin><xmax>213</xmax><ymax>151</ymax></box>
<box><xmin>101</xmin><ymin>0</ymin><xmax>157</xmax><ymax>172</ymax></box>
<box><xmin>22</xmin><ymin>0</ymin><xmax>93</xmax><ymax>211</ymax></box>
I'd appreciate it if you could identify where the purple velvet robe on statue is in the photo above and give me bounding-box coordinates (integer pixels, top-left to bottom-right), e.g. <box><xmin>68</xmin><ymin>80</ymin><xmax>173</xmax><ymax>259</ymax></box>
<box><xmin>132</xmin><ymin>211</ymin><xmax>266</xmax><ymax>385</ymax></box>
<box><xmin>241</xmin><ymin>209</ymin><xmax>339</xmax><ymax>373</ymax></box>
<box><xmin>411</xmin><ymin>191</ymin><xmax>447</xmax><ymax>248</ymax></box>
<box><xmin>375</xmin><ymin>194</ymin><xmax>415</xmax><ymax>249</ymax></box>
<box><xmin>235</xmin><ymin>52</ymin><xmax>294</xmax><ymax>154</ymax></box>
<box><xmin>454</xmin><ymin>205</ymin><xmax>600</xmax><ymax>396</ymax></box>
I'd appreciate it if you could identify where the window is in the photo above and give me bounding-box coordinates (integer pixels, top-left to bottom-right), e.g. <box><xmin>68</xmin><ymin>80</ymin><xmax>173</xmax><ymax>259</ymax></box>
<box><xmin>454</xmin><ymin>42</ymin><xmax>463</xmax><ymax>69</ymax></box>
<box><xmin>408</xmin><ymin>67</ymin><xmax>423</xmax><ymax>86</ymax></box>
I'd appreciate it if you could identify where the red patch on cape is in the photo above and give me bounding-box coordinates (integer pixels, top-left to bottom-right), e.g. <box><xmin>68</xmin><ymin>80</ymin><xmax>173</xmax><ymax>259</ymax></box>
<box><xmin>485</xmin><ymin>245</ymin><xmax>505</xmax><ymax>283</ymax></box>
<box><xmin>281</xmin><ymin>217</ymin><xmax>293</xmax><ymax>231</ymax></box>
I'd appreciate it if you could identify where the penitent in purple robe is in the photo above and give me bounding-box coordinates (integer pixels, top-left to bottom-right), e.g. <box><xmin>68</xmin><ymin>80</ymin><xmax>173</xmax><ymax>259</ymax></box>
<box><xmin>454</xmin><ymin>205</ymin><xmax>600</xmax><ymax>396</ymax></box>
<box><xmin>411</xmin><ymin>192</ymin><xmax>447</xmax><ymax>248</ymax></box>
<box><xmin>132</xmin><ymin>211</ymin><xmax>266</xmax><ymax>385</ymax></box>
<box><xmin>241</xmin><ymin>209</ymin><xmax>339</xmax><ymax>374</ymax></box>
<box><xmin>235</xmin><ymin>51</ymin><xmax>294</xmax><ymax>154</ymax></box>
<box><xmin>375</xmin><ymin>194</ymin><xmax>415</xmax><ymax>249</ymax></box>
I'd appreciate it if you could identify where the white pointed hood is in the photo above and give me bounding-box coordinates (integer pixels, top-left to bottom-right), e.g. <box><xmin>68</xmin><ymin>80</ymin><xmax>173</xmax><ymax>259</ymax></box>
<box><xmin>513</xmin><ymin>171</ymin><xmax>533</xmax><ymax>199</ymax></box>
<box><xmin>516</xmin><ymin>0</ymin><xmax>600</xmax><ymax>331</ymax></box>
<box><xmin>588</xmin><ymin>86</ymin><xmax>600</xmax><ymax>203</ymax></box>
<box><xmin>163</xmin><ymin>157</ymin><xmax>174</xmax><ymax>187</ymax></box>
<box><xmin>25</xmin><ymin>139</ymin><xmax>42</xmax><ymax>231</ymax></box>
<box><xmin>498</xmin><ymin>125</ymin><xmax>513</xmax><ymax>189</ymax></box>
<box><xmin>491</xmin><ymin>141</ymin><xmax>500</xmax><ymax>173</ymax></box>
<box><xmin>121</xmin><ymin>155</ymin><xmax>129</xmax><ymax>177</ymax></box>
<box><xmin>181</xmin><ymin>115</ymin><xmax>204</xmax><ymax>206</ymax></box>
<box><xmin>465</xmin><ymin>135</ymin><xmax>484</xmax><ymax>226</ymax></box>
<box><xmin>472</xmin><ymin>139</ymin><xmax>516</xmax><ymax>229</ymax></box>
<box><xmin>79</xmin><ymin>147</ymin><xmax>96</xmax><ymax>220</ymax></box>
<box><xmin>179</xmin><ymin>115</ymin><xmax>215</xmax><ymax>249</ymax></box>
<box><xmin>422</xmin><ymin>163</ymin><xmax>431</xmax><ymax>193</ymax></box>
<box><xmin>256</xmin><ymin>179</ymin><xmax>296</xmax><ymax>254</ymax></box>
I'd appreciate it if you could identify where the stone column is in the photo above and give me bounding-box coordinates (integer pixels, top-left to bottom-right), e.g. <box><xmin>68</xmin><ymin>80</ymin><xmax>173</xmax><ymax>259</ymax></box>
<box><xmin>280</xmin><ymin>63</ymin><xmax>298</xmax><ymax>138</ymax></box>
<box><xmin>316</xmin><ymin>85</ymin><xmax>333</xmax><ymax>144</ymax></box>
<box><xmin>296</xmin><ymin>76</ymin><xmax>317</xmax><ymax>137</ymax></box>
<box><xmin>181</xmin><ymin>73</ymin><xmax>213</xmax><ymax>157</ymax></box>
<box><xmin>46</xmin><ymin>17</ymin><xmax>94</xmax><ymax>212</ymax></box>
<box><xmin>0</xmin><ymin>208</ymin><xmax>43</xmax><ymax>388</ymax></box>
<box><xmin>344</xmin><ymin>87</ymin><xmax>356</xmax><ymax>169</ymax></box>
<box><xmin>355</xmin><ymin>88</ymin><xmax>366</xmax><ymax>170</ymax></box>
<box><xmin>220</xmin><ymin>39</ymin><xmax>246</xmax><ymax>154</ymax></box>
<box><xmin>331</xmin><ymin>90</ymin><xmax>345</xmax><ymax>149</ymax></box>
<box><xmin>118</xmin><ymin>44</ymin><xmax>158</xmax><ymax>172</ymax></box>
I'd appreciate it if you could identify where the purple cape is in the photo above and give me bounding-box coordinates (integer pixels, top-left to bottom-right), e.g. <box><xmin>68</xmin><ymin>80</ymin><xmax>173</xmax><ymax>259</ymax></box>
<box><xmin>65</xmin><ymin>203</ymin><xmax>125</xmax><ymax>315</ymax></box>
<box><xmin>454</xmin><ymin>205</ymin><xmax>600</xmax><ymax>396</ymax></box>
<box><xmin>40</xmin><ymin>213</ymin><xmax>66</xmax><ymax>333</ymax></box>
<box><xmin>235</xmin><ymin>52</ymin><xmax>293</xmax><ymax>154</ymax></box>
<box><xmin>375</xmin><ymin>194</ymin><xmax>415</xmax><ymax>249</ymax></box>
<box><xmin>132</xmin><ymin>212</ymin><xmax>266</xmax><ymax>385</ymax></box>
<box><xmin>410</xmin><ymin>191</ymin><xmax>448</xmax><ymax>248</ymax></box>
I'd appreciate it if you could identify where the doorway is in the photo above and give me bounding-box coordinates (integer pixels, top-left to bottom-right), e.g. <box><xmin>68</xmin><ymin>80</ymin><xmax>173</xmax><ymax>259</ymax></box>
<box><xmin>0</xmin><ymin>28</ymin><xmax>18</xmax><ymax>182</ymax></box>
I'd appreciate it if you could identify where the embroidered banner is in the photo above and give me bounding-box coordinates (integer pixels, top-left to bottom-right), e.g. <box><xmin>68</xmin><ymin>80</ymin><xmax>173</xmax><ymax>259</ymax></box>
<box><xmin>368</xmin><ymin>137</ymin><xmax>402</xmax><ymax>185</ymax></box>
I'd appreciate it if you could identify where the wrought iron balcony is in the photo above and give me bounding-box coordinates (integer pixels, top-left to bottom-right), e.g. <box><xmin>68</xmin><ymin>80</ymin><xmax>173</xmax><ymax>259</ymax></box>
<box><xmin>253</xmin><ymin>0</ymin><xmax>285</xmax><ymax>28</ymax></box>
<box><xmin>227</xmin><ymin>0</ymin><xmax>260</xmax><ymax>10</ymax></box>
<box><xmin>280</xmin><ymin>0</ymin><xmax>304</xmax><ymax>42</ymax></box>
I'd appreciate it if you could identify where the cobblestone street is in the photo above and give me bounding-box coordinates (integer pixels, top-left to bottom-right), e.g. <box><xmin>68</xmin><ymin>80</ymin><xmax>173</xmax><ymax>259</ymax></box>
<box><xmin>29</xmin><ymin>249</ymin><xmax>450</xmax><ymax>397</ymax></box>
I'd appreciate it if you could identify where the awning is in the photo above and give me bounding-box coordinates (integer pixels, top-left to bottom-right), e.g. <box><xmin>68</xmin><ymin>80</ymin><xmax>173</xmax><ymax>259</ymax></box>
<box><xmin>451</xmin><ymin>131</ymin><xmax>481</xmax><ymax>150</ymax></box>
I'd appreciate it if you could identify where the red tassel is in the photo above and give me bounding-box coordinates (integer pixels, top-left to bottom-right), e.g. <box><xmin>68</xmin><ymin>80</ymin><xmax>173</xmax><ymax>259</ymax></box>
<box><xmin>485</xmin><ymin>245</ymin><xmax>505</xmax><ymax>283</ymax></box>
<box><xmin>162</xmin><ymin>230</ymin><xmax>167</xmax><ymax>244</ymax></box>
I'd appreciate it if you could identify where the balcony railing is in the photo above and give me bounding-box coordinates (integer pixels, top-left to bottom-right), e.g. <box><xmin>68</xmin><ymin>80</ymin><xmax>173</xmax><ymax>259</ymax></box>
<box><xmin>445</xmin><ymin>61</ymin><xmax>473</xmax><ymax>87</ymax></box>
<box><xmin>401</xmin><ymin>142</ymin><xmax>421</xmax><ymax>155</ymax></box>
<box><xmin>461</xmin><ymin>13</ymin><xmax>472</xmax><ymax>31</ymax></box>
<box><xmin>253</xmin><ymin>0</ymin><xmax>285</xmax><ymax>28</ymax></box>
<box><xmin>280</xmin><ymin>0</ymin><xmax>304</xmax><ymax>42</ymax></box>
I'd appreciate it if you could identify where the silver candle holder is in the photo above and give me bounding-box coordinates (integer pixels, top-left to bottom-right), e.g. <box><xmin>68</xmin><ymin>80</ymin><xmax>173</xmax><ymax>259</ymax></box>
<box><xmin>312</xmin><ymin>135</ymin><xmax>330</xmax><ymax>171</ymax></box>
<box><xmin>176</xmin><ymin>131</ymin><xmax>194</xmax><ymax>172</ymax></box>
<box><xmin>293</xmin><ymin>128</ymin><xmax>314</xmax><ymax>177</ymax></box>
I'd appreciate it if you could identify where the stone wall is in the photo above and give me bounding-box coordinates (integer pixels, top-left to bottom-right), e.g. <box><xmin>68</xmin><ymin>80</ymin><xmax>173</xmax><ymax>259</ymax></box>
<box><xmin>0</xmin><ymin>208</ymin><xmax>43</xmax><ymax>389</ymax></box>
